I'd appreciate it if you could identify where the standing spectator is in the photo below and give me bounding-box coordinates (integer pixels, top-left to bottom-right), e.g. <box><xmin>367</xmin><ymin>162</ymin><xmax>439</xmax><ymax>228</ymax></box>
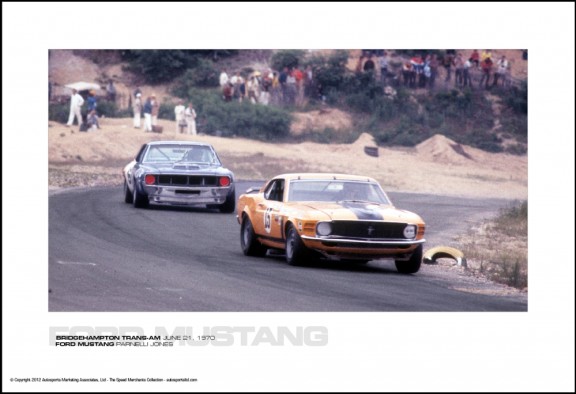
<box><xmin>279</xmin><ymin>67</ymin><xmax>288</xmax><ymax>104</ymax></box>
<box><xmin>463</xmin><ymin>58</ymin><xmax>473</xmax><ymax>87</ymax></box>
<box><xmin>423</xmin><ymin>62</ymin><xmax>432</xmax><ymax>88</ymax></box>
<box><xmin>230</xmin><ymin>72</ymin><xmax>242</xmax><ymax>102</ymax></box>
<box><xmin>443</xmin><ymin>52</ymin><xmax>454</xmax><ymax>82</ymax></box>
<box><xmin>454</xmin><ymin>53</ymin><xmax>464</xmax><ymax>86</ymax></box>
<box><xmin>247</xmin><ymin>74</ymin><xmax>260</xmax><ymax>104</ymax></box>
<box><xmin>271</xmin><ymin>71</ymin><xmax>281</xmax><ymax>106</ymax></box>
<box><xmin>150</xmin><ymin>94</ymin><xmax>159</xmax><ymax>126</ymax></box>
<box><xmin>219</xmin><ymin>70</ymin><xmax>229</xmax><ymax>99</ymax></box>
<box><xmin>184</xmin><ymin>102</ymin><xmax>197</xmax><ymax>135</ymax></box>
<box><xmin>87</xmin><ymin>90</ymin><xmax>98</xmax><ymax>113</ymax></box>
<box><xmin>293</xmin><ymin>66</ymin><xmax>304</xmax><ymax>106</ymax></box>
<box><xmin>219</xmin><ymin>70</ymin><xmax>229</xmax><ymax>88</ymax></box>
<box><xmin>479</xmin><ymin>57</ymin><xmax>493</xmax><ymax>89</ymax></box>
<box><xmin>143</xmin><ymin>96</ymin><xmax>153</xmax><ymax>132</ymax></box>
<box><xmin>260</xmin><ymin>70</ymin><xmax>273</xmax><ymax>106</ymax></box>
<box><xmin>132</xmin><ymin>93</ymin><xmax>142</xmax><ymax>128</ymax></box>
<box><xmin>106</xmin><ymin>80</ymin><xmax>117</xmax><ymax>102</ymax></box>
<box><xmin>481</xmin><ymin>49</ymin><xmax>492</xmax><ymax>63</ymax></box>
<box><xmin>411</xmin><ymin>55</ymin><xmax>425</xmax><ymax>88</ymax></box>
<box><xmin>66</xmin><ymin>88</ymin><xmax>84</xmax><ymax>127</ymax></box>
<box><xmin>223</xmin><ymin>82</ymin><xmax>233</xmax><ymax>102</ymax></box>
<box><xmin>493</xmin><ymin>55</ymin><xmax>509</xmax><ymax>87</ymax></box>
<box><xmin>285</xmin><ymin>70</ymin><xmax>297</xmax><ymax>105</ymax></box>
<box><xmin>304</xmin><ymin>65</ymin><xmax>314</xmax><ymax>98</ymax></box>
<box><xmin>470</xmin><ymin>50</ymin><xmax>480</xmax><ymax>68</ymax></box>
<box><xmin>133</xmin><ymin>86</ymin><xmax>142</xmax><ymax>98</ymax></box>
<box><xmin>429</xmin><ymin>54</ymin><xmax>439</xmax><ymax>89</ymax></box>
<box><xmin>174</xmin><ymin>100</ymin><xmax>186</xmax><ymax>133</ymax></box>
<box><xmin>378</xmin><ymin>51</ymin><xmax>389</xmax><ymax>85</ymax></box>
<box><xmin>402</xmin><ymin>62</ymin><xmax>413</xmax><ymax>87</ymax></box>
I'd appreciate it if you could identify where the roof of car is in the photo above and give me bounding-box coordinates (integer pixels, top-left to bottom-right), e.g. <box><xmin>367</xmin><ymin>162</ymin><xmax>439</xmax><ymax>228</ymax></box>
<box><xmin>275</xmin><ymin>173</ymin><xmax>379</xmax><ymax>183</ymax></box>
<box><xmin>146</xmin><ymin>140</ymin><xmax>213</xmax><ymax>147</ymax></box>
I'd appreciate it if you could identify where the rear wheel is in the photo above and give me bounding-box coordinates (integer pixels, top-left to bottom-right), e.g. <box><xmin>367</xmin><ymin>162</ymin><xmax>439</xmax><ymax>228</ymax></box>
<box><xmin>132</xmin><ymin>181</ymin><xmax>149</xmax><ymax>208</ymax></box>
<box><xmin>285</xmin><ymin>225</ymin><xmax>311</xmax><ymax>266</ymax></box>
<box><xmin>124</xmin><ymin>180</ymin><xmax>133</xmax><ymax>203</ymax></box>
<box><xmin>241</xmin><ymin>216</ymin><xmax>267</xmax><ymax>257</ymax></box>
<box><xmin>395</xmin><ymin>244</ymin><xmax>423</xmax><ymax>274</ymax></box>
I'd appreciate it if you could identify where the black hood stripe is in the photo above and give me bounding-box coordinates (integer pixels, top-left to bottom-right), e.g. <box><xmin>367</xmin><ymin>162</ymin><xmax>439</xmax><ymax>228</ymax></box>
<box><xmin>339</xmin><ymin>201</ymin><xmax>384</xmax><ymax>220</ymax></box>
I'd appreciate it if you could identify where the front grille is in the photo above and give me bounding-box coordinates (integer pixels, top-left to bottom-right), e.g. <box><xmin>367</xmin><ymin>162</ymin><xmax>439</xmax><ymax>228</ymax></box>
<box><xmin>330</xmin><ymin>221</ymin><xmax>408</xmax><ymax>239</ymax></box>
<box><xmin>156</xmin><ymin>175</ymin><xmax>220</xmax><ymax>187</ymax></box>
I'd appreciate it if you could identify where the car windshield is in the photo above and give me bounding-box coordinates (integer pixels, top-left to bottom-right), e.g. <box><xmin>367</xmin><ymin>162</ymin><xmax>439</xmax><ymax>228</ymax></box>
<box><xmin>287</xmin><ymin>180</ymin><xmax>390</xmax><ymax>204</ymax></box>
<box><xmin>142</xmin><ymin>145</ymin><xmax>220</xmax><ymax>165</ymax></box>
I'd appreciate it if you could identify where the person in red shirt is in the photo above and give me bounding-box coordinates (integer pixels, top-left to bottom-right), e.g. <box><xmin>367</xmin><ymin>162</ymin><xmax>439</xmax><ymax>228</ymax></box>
<box><xmin>479</xmin><ymin>57</ymin><xmax>493</xmax><ymax>89</ymax></box>
<box><xmin>470</xmin><ymin>49</ymin><xmax>480</xmax><ymax>68</ymax></box>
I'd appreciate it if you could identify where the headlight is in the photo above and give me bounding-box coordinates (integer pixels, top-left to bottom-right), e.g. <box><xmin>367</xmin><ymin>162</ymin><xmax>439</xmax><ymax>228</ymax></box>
<box><xmin>316</xmin><ymin>222</ymin><xmax>332</xmax><ymax>236</ymax></box>
<box><xmin>403</xmin><ymin>225</ymin><xmax>416</xmax><ymax>239</ymax></box>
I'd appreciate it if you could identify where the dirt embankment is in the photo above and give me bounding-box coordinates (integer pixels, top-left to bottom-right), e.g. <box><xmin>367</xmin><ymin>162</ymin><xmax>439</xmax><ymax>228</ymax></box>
<box><xmin>49</xmin><ymin>117</ymin><xmax>527</xmax><ymax>200</ymax></box>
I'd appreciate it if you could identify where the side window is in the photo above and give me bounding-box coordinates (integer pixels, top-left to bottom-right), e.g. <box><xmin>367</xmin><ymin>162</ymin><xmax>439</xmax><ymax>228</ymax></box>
<box><xmin>264</xmin><ymin>179</ymin><xmax>285</xmax><ymax>202</ymax></box>
<box><xmin>135</xmin><ymin>144</ymin><xmax>148</xmax><ymax>163</ymax></box>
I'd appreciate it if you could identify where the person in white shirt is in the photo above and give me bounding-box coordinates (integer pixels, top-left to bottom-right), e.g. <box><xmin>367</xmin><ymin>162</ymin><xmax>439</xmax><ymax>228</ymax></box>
<box><xmin>174</xmin><ymin>100</ymin><xmax>186</xmax><ymax>133</ymax></box>
<box><xmin>219</xmin><ymin>71</ymin><xmax>229</xmax><ymax>88</ymax></box>
<box><xmin>184</xmin><ymin>102</ymin><xmax>197</xmax><ymax>135</ymax></box>
<box><xmin>493</xmin><ymin>55</ymin><xmax>509</xmax><ymax>87</ymax></box>
<box><xmin>67</xmin><ymin>89</ymin><xmax>84</xmax><ymax>126</ymax></box>
<box><xmin>132</xmin><ymin>93</ymin><xmax>142</xmax><ymax>128</ymax></box>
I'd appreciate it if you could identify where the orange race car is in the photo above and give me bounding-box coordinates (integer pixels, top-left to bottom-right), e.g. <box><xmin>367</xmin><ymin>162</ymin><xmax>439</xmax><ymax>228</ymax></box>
<box><xmin>237</xmin><ymin>173</ymin><xmax>426</xmax><ymax>273</ymax></box>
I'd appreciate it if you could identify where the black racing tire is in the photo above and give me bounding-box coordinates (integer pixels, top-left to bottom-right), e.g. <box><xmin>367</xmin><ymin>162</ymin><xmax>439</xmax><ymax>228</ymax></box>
<box><xmin>124</xmin><ymin>180</ymin><xmax>133</xmax><ymax>204</ymax></box>
<box><xmin>240</xmin><ymin>216</ymin><xmax>267</xmax><ymax>257</ymax></box>
<box><xmin>132</xmin><ymin>181</ymin><xmax>149</xmax><ymax>208</ymax></box>
<box><xmin>218</xmin><ymin>189</ymin><xmax>236</xmax><ymax>213</ymax></box>
<box><xmin>285</xmin><ymin>225</ymin><xmax>310</xmax><ymax>266</ymax></box>
<box><xmin>395</xmin><ymin>244</ymin><xmax>423</xmax><ymax>274</ymax></box>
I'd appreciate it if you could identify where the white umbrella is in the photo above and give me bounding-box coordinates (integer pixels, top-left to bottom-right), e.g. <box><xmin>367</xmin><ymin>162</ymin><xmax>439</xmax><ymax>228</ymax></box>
<box><xmin>65</xmin><ymin>82</ymin><xmax>101</xmax><ymax>92</ymax></box>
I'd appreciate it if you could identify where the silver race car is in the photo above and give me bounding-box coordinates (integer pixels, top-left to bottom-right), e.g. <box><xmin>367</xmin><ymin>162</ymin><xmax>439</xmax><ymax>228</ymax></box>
<box><xmin>123</xmin><ymin>141</ymin><xmax>235</xmax><ymax>212</ymax></box>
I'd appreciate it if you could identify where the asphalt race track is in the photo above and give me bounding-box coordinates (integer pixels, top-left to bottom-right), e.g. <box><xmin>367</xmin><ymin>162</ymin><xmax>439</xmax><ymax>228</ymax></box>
<box><xmin>49</xmin><ymin>182</ymin><xmax>527</xmax><ymax>311</ymax></box>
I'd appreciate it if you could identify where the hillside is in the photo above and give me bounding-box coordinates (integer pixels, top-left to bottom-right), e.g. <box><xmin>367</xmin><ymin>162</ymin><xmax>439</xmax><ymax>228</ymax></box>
<box><xmin>48</xmin><ymin>50</ymin><xmax>527</xmax><ymax>199</ymax></box>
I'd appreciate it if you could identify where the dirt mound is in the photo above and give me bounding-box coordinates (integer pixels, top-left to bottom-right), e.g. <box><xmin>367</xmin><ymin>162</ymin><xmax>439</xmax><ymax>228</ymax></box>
<box><xmin>290</xmin><ymin>108</ymin><xmax>353</xmax><ymax>135</ymax></box>
<box><xmin>416</xmin><ymin>134</ymin><xmax>475</xmax><ymax>163</ymax></box>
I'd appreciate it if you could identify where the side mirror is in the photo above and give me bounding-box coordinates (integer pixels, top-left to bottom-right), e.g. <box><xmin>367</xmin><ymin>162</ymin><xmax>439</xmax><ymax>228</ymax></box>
<box><xmin>245</xmin><ymin>187</ymin><xmax>259</xmax><ymax>194</ymax></box>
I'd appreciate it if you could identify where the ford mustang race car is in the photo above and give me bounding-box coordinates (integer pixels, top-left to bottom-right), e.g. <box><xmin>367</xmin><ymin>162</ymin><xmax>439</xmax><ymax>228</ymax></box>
<box><xmin>123</xmin><ymin>141</ymin><xmax>235</xmax><ymax>212</ymax></box>
<box><xmin>237</xmin><ymin>173</ymin><xmax>426</xmax><ymax>273</ymax></box>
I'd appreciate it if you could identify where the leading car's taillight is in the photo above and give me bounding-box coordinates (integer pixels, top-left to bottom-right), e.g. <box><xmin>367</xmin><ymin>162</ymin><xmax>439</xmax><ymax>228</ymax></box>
<box><xmin>219</xmin><ymin>176</ymin><xmax>231</xmax><ymax>187</ymax></box>
<box><xmin>145</xmin><ymin>175</ymin><xmax>156</xmax><ymax>185</ymax></box>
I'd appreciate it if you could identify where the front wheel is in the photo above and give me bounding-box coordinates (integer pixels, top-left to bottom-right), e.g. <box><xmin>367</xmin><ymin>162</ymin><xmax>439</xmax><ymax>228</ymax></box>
<box><xmin>285</xmin><ymin>225</ymin><xmax>311</xmax><ymax>266</ymax></box>
<box><xmin>218</xmin><ymin>189</ymin><xmax>236</xmax><ymax>213</ymax></box>
<box><xmin>124</xmin><ymin>180</ymin><xmax>133</xmax><ymax>203</ymax></box>
<box><xmin>132</xmin><ymin>181</ymin><xmax>149</xmax><ymax>208</ymax></box>
<box><xmin>241</xmin><ymin>216</ymin><xmax>267</xmax><ymax>257</ymax></box>
<box><xmin>395</xmin><ymin>244</ymin><xmax>423</xmax><ymax>274</ymax></box>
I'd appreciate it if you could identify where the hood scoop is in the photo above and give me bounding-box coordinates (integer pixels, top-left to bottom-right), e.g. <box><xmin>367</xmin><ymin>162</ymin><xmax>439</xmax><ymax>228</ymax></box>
<box><xmin>173</xmin><ymin>163</ymin><xmax>201</xmax><ymax>170</ymax></box>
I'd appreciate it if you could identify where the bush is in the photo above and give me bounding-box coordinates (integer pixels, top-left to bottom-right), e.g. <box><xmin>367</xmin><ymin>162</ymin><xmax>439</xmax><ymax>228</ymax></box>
<box><xmin>49</xmin><ymin>102</ymin><xmax>70</xmax><ymax>123</ymax></box>
<box><xmin>168</xmin><ymin>88</ymin><xmax>292</xmax><ymax>141</ymax></box>
<box><xmin>270</xmin><ymin>50</ymin><xmax>306</xmax><ymax>71</ymax></box>
<box><xmin>305</xmin><ymin>50</ymin><xmax>349</xmax><ymax>91</ymax></box>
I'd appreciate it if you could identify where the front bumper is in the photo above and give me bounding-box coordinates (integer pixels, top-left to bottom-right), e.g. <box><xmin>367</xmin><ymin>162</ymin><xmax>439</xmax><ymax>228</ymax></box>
<box><xmin>300</xmin><ymin>235</ymin><xmax>426</xmax><ymax>258</ymax></box>
<box><xmin>142</xmin><ymin>184</ymin><xmax>232</xmax><ymax>205</ymax></box>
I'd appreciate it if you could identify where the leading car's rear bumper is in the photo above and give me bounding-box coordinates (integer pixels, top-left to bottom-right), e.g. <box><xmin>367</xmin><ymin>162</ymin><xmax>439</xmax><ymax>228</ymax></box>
<box><xmin>142</xmin><ymin>185</ymin><xmax>231</xmax><ymax>205</ymax></box>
